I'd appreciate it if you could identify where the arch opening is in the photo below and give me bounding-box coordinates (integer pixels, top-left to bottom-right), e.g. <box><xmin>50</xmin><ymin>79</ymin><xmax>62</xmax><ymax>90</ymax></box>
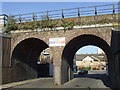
<box><xmin>74</xmin><ymin>45</ymin><xmax>107</xmax><ymax>73</ymax></box>
<box><xmin>61</xmin><ymin>34</ymin><xmax>111</xmax><ymax>85</ymax></box>
<box><xmin>11</xmin><ymin>38</ymin><xmax>53</xmax><ymax>82</ymax></box>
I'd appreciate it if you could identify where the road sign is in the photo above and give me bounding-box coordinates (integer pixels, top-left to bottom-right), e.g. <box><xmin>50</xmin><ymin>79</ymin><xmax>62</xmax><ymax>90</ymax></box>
<box><xmin>49</xmin><ymin>37</ymin><xmax>65</xmax><ymax>46</ymax></box>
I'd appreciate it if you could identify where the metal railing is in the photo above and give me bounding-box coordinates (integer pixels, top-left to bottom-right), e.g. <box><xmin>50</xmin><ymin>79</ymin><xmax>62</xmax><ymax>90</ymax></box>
<box><xmin>8</xmin><ymin>3</ymin><xmax>119</xmax><ymax>23</ymax></box>
<box><xmin>0</xmin><ymin>14</ymin><xmax>8</xmax><ymax>27</ymax></box>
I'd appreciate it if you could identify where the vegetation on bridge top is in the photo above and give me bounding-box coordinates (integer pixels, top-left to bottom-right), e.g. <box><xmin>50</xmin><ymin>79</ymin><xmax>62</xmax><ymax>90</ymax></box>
<box><xmin>4</xmin><ymin>14</ymin><xmax>119</xmax><ymax>33</ymax></box>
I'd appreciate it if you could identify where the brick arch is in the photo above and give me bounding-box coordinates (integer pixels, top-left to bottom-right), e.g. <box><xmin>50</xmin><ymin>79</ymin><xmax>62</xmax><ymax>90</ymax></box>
<box><xmin>10</xmin><ymin>27</ymin><xmax>112</xmax><ymax>85</ymax></box>
<box><xmin>61</xmin><ymin>34</ymin><xmax>111</xmax><ymax>84</ymax></box>
<box><xmin>11</xmin><ymin>35</ymin><xmax>48</xmax><ymax>53</ymax></box>
<box><xmin>10</xmin><ymin>37</ymin><xmax>51</xmax><ymax>82</ymax></box>
<box><xmin>65</xmin><ymin>28</ymin><xmax>111</xmax><ymax>45</ymax></box>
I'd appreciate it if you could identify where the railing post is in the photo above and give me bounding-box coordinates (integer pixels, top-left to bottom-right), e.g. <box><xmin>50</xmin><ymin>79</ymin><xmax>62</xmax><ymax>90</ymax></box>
<box><xmin>94</xmin><ymin>6</ymin><xmax>98</xmax><ymax>22</ymax></box>
<box><xmin>112</xmin><ymin>3</ymin><xmax>116</xmax><ymax>19</ymax></box>
<box><xmin>78</xmin><ymin>8</ymin><xmax>80</xmax><ymax>17</ymax></box>
<box><xmin>113</xmin><ymin>3</ymin><xmax>115</xmax><ymax>14</ymax></box>
<box><xmin>94</xmin><ymin>6</ymin><xmax>97</xmax><ymax>15</ymax></box>
<box><xmin>62</xmin><ymin>9</ymin><xmax>64</xmax><ymax>18</ymax></box>
<box><xmin>78</xmin><ymin>8</ymin><xmax>81</xmax><ymax>25</ymax></box>
<box><xmin>18</xmin><ymin>15</ymin><xmax>22</xmax><ymax>23</ymax></box>
<box><xmin>46</xmin><ymin>11</ymin><xmax>49</xmax><ymax>20</ymax></box>
<box><xmin>32</xmin><ymin>12</ymin><xmax>36</xmax><ymax>21</ymax></box>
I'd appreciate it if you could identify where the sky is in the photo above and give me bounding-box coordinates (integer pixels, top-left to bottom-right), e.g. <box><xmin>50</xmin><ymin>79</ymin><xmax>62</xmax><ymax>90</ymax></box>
<box><xmin>1</xmin><ymin>0</ymin><xmax>119</xmax><ymax>2</ymax></box>
<box><xmin>1</xmin><ymin>2</ymin><xmax>118</xmax><ymax>54</ymax></box>
<box><xmin>2</xmin><ymin>2</ymin><xmax>118</xmax><ymax>15</ymax></box>
<box><xmin>76</xmin><ymin>45</ymin><xmax>99</xmax><ymax>54</ymax></box>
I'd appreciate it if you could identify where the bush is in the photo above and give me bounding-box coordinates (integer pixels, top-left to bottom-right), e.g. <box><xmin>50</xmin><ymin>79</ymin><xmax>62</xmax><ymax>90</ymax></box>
<box><xmin>5</xmin><ymin>15</ymin><xmax>118</xmax><ymax>33</ymax></box>
<box><xmin>92</xmin><ymin>67</ymin><xmax>96</xmax><ymax>70</ymax></box>
<box><xmin>5</xmin><ymin>16</ymin><xmax>17</xmax><ymax>33</ymax></box>
<box><xmin>61</xmin><ymin>19</ymin><xmax>68</xmax><ymax>31</ymax></box>
<box><xmin>81</xmin><ymin>67</ymin><xmax>91</xmax><ymax>70</ymax></box>
<box><xmin>67</xmin><ymin>20</ymin><xmax>75</xmax><ymax>30</ymax></box>
<box><xmin>96</xmin><ymin>68</ymin><xmax>100</xmax><ymax>70</ymax></box>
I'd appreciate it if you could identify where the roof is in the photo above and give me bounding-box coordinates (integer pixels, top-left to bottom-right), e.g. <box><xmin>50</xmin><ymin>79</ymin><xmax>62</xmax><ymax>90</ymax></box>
<box><xmin>82</xmin><ymin>56</ymin><xmax>94</xmax><ymax>62</ymax></box>
<box><xmin>75</xmin><ymin>54</ymin><xmax>107</xmax><ymax>62</ymax></box>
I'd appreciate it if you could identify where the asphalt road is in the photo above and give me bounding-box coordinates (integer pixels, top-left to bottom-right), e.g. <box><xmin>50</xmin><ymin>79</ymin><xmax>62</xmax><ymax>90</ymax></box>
<box><xmin>4</xmin><ymin>70</ymin><xmax>112</xmax><ymax>89</ymax></box>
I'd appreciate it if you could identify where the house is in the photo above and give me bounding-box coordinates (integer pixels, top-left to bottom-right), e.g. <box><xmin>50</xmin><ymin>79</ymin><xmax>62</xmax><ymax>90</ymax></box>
<box><xmin>75</xmin><ymin>54</ymin><xmax>107</xmax><ymax>70</ymax></box>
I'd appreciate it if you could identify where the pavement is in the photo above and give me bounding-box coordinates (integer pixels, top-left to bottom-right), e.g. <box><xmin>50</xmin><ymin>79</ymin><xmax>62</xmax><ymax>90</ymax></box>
<box><xmin>1</xmin><ymin>70</ymin><xmax>112</xmax><ymax>89</ymax></box>
<box><xmin>1</xmin><ymin>78</ymin><xmax>54</xmax><ymax>89</ymax></box>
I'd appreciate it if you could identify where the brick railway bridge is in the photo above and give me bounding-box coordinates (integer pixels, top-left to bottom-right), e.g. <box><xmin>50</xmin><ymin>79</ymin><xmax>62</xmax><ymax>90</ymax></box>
<box><xmin>1</xmin><ymin>3</ymin><xmax>120</xmax><ymax>88</ymax></box>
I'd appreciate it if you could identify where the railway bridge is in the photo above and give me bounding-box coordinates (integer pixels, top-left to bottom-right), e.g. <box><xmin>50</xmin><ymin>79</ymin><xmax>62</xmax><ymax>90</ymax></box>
<box><xmin>2</xmin><ymin>24</ymin><xmax>119</xmax><ymax>88</ymax></box>
<box><xmin>0</xmin><ymin>3</ymin><xmax>120</xmax><ymax>88</ymax></box>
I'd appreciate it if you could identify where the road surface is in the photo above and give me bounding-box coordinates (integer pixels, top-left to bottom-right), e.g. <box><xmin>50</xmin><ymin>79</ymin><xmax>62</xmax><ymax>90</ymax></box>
<box><xmin>3</xmin><ymin>70</ymin><xmax>112</xmax><ymax>89</ymax></box>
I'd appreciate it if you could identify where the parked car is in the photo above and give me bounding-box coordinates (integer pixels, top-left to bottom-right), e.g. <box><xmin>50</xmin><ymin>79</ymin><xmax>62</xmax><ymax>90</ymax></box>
<box><xmin>78</xmin><ymin>70</ymin><xmax>88</xmax><ymax>75</ymax></box>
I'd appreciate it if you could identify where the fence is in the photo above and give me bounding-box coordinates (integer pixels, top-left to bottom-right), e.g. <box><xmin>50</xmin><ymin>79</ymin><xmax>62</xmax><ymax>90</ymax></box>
<box><xmin>9</xmin><ymin>3</ymin><xmax>119</xmax><ymax>23</ymax></box>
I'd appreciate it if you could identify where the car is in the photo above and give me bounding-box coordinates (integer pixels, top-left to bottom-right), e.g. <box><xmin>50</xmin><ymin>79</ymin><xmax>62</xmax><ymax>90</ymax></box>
<box><xmin>78</xmin><ymin>70</ymin><xmax>88</xmax><ymax>75</ymax></box>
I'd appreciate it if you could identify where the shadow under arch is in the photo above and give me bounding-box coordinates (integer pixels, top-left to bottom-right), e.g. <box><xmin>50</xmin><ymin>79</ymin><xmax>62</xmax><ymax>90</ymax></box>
<box><xmin>61</xmin><ymin>34</ymin><xmax>111</xmax><ymax>84</ymax></box>
<box><xmin>11</xmin><ymin>38</ymin><xmax>49</xmax><ymax>82</ymax></box>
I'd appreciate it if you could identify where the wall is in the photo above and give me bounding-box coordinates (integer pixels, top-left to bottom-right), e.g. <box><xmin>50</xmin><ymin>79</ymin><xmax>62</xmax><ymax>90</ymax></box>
<box><xmin>0</xmin><ymin>34</ymin><xmax>11</xmax><ymax>84</ymax></box>
<box><xmin>111</xmin><ymin>29</ymin><xmax>120</xmax><ymax>88</ymax></box>
<box><xmin>0</xmin><ymin>35</ymin><xmax>2</xmax><ymax>84</ymax></box>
